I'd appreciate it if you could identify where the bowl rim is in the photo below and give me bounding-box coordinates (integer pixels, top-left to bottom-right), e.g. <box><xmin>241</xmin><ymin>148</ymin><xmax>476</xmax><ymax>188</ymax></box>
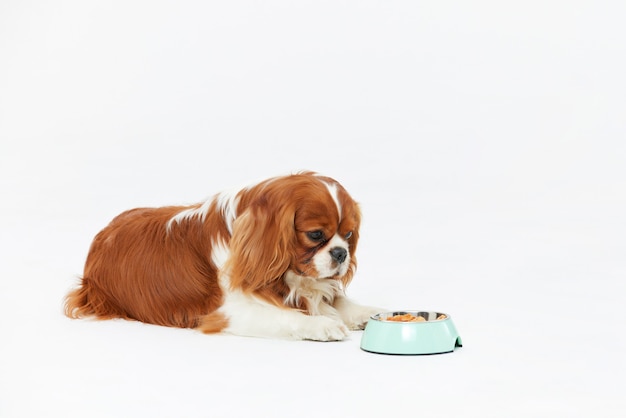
<box><xmin>370</xmin><ymin>310</ymin><xmax>450</xmax><ymax>323</ymax></box>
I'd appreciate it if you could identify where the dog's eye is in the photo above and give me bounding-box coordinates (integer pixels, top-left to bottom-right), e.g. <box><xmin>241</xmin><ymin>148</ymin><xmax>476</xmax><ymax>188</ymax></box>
<box><xmin>307</xmin><ymin>230</ymin><xmax>325</xmax><ymax>242</ymax></box>
<box><xmin>344</xmin><ymin>231</ymin><xmax>353</xmax><ymax>240</ymax></box>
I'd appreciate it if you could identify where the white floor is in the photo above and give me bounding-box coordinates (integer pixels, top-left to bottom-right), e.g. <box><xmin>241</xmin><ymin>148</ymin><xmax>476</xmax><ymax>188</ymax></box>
<box><xmin>1</xmin><ymin>2</ymin><xmax>625</xmax><ymax>417</ymax></box>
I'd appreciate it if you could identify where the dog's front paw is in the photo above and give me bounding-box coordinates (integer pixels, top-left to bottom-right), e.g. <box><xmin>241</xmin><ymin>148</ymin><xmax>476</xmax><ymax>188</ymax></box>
<box><xmin>295</xmin><ymin>316</ymin><xmax>350</xmax><ymax>342</ymax></box>
<box><xmin>340</xmin><ymin>305</ymin><xmax>383</xmax><ymax>331</ymax></box>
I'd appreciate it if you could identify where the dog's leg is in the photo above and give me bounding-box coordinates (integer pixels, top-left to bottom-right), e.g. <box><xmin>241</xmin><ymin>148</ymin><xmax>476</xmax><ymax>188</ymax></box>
<box><xmin>214</xmin><ymin>292</ymin><xmax>350</xmax><ymax>341</ymax></box>
<box><xmin>333</xmin><ymin>296</ymin><xmax>382</xmax><ymax>330</ymax></box>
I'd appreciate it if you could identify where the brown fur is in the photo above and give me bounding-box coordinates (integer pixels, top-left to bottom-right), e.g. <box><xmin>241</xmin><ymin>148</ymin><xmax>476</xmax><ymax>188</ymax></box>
<box><xmin>64</xmin><ymin>172</ymin><xmax>360</xmax><ymax>333</ymax></box>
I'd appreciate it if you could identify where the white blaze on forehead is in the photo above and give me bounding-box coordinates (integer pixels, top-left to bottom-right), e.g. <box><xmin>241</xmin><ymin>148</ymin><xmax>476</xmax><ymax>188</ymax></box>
<box><xmin>321</xmin><ymin>180</ymin><xmax>342</xmax><ymax>218</ymax></box>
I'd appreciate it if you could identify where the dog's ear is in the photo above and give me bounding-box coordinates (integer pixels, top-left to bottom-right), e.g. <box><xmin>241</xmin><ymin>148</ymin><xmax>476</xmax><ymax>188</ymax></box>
<box><xmin>225</xmin><ymin>203</ymin><xmax>294</xmax><ymax>293</ymax></box>
<box><xmin>340</xmin><ymin>203</ymin><xmax>361</xmax><ymax>290</ymax></box>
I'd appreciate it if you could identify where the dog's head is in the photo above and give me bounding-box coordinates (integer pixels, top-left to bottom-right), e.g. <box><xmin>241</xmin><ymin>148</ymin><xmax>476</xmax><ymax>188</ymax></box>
<box><xmin>226</xmin><ymin>172</ymin><xmax>360</xmax><ymax>293</ymax></box>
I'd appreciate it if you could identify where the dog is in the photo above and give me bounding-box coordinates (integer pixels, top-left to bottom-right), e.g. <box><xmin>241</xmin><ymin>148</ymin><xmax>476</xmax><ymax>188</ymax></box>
<box><xmin>65</xmin><ymin>172</ymin><xmax>380</xmax><ymax>341</ymax></box>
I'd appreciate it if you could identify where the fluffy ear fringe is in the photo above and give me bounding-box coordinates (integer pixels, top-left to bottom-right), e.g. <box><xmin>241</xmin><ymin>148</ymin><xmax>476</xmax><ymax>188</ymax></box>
<box><xmin>225</xmin><ymin>208</ymin><xmax>293</xmax><ymax>293</ymax></box>
<box><xmin>339</xmin><ymin>205</ymin><xmax>360</xmax><ymax>290</ymax></box>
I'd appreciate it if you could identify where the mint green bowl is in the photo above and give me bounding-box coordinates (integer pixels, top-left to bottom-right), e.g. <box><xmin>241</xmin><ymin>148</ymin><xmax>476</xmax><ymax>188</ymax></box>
<box><xmin>360</xmin><ymin>311</ymin><xmax>463</xmax><ymax>355</ymax></box>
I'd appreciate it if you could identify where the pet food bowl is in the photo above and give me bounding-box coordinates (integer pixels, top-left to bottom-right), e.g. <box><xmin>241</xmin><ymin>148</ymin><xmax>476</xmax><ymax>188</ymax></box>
<box><xmin>360</xmin><ymin>311</ymin><xmax>462</xmax><ymax>355</ymax></box>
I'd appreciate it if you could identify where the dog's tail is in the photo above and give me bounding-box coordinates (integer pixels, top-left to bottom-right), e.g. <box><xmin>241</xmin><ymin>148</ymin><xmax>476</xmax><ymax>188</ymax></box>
<box><xmin>64</xmin><ymin>277</ymin><xmax>119</xmax><ymax>320</ymax></box>
<box><xmin>64</xmin><ymin>278</ymin><xmax>94</xmax><ymax>318</ymax></box>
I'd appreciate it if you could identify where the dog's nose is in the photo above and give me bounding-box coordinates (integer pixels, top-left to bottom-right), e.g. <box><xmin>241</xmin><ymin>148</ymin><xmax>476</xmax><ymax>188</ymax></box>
<box><xmin>329</xmin><ymin>247</ymin><xmax>348</xmax><ymax>264</ymax></box>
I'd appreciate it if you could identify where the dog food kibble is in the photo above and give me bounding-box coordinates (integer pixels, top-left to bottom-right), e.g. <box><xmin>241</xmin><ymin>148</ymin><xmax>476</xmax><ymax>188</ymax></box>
<box><xmin>386</xmin><ymin>313</ymin><xmax>426</xmax><ymax>322</ymax></box>
<box><xmin>385</xmin><ymin>313</ymin><xmax>447</xmax><ymax>322</ymax></box>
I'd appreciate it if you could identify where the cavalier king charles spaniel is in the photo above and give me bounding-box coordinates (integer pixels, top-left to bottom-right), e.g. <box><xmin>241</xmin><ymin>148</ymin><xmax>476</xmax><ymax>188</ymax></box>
<box><xmin>65</xmin><ymin>172</ymin><xmax>380</xmax><ymax>341</ymax></box>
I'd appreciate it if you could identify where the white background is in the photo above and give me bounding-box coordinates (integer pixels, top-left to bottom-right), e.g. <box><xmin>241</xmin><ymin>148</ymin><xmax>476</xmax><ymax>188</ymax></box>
<box><xmin>1</xmin><ymin>1</ymin><xmax>625</xmax><ymax>417</ymax></box>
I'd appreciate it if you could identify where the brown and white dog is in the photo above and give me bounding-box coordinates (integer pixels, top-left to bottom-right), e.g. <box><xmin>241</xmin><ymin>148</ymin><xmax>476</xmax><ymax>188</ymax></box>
<box><xmin>65</xmin><ymin>172</ymin><xmax>379</xmax><ymax>341</ymax></box>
